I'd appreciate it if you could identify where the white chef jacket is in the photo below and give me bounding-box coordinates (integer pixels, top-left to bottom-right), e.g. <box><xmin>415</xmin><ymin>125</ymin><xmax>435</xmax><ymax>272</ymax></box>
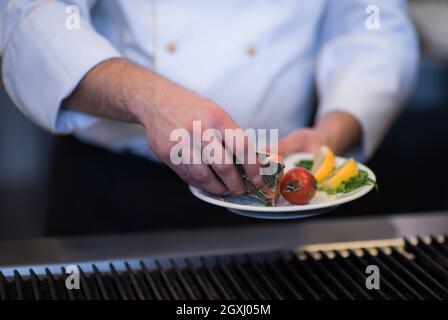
<box><xmin>0</xmin><ymin>0</ymin><xmax>418</xmax><ymax>160</ymax></box>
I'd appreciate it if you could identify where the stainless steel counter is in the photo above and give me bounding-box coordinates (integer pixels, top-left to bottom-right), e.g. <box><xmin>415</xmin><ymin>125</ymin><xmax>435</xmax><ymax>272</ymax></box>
<box><xmin>0</xmin><ymin>211</ymin><xmax>447</xmax><ymax>271</ymax></box>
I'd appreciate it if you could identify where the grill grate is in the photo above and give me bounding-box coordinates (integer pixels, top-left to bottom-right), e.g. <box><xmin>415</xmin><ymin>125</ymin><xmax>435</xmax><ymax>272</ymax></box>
<box><xmin>1</xmin><ymin>235</ymin><xmax>448</xmax><ymax>300</ymax></box>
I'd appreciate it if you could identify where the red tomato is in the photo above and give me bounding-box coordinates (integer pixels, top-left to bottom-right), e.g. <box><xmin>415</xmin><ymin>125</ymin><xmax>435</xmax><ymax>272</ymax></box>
<box><xmin>280</xmin><ymin>168</ymin><xmax>317</xmax><ymax>205</ymax></box>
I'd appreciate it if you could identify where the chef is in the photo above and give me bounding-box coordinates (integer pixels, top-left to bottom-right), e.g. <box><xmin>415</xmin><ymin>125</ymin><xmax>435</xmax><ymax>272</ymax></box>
<box><xmin>0</xmin><ymin>0</ymin><xmax>418</xmax><ymax>234</ymax></box>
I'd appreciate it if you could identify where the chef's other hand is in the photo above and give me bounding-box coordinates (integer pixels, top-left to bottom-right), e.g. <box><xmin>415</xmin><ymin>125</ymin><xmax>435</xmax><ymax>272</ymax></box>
<box><xmin>63</xmin><ymin>58</ymin><xmax>262</xmax><ymax>195</ymax></box>
<box><xmin>274</xmin><ymin>112</ymin><xmax>362</xmax><ymax>156</ymax></box>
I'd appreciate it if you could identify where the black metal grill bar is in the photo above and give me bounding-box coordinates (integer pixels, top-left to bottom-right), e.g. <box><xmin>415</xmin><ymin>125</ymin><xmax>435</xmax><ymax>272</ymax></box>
<box><xmin>361</xmin><ymin>248</ymin><xmax>425</xmax><ymax>300</ymax></box>
<box><xmin>405</xmin><ymin>238</ymin><xmax>448</xmax><ymax>287</ymax></box>
<box><xmin>124</xmin><ymin>262</ymin><xmax>146</xmax><ymax>300</ymax></box>
<box><xmin>155</xmin><ymin>260</ymin><xmax>180</xmax><ymax>300</ymax></box>
<box><xmin>229</xmin><ymin>259</ymin><xmax>264</xmax><ymax>299</ymax></box>
<box><xmin>0</xmin><ymin>271</ymin><xmax>9</xmax><ymax>300</ymax></box>
<box><xmin>78</xmin><ymin>267</ymin><xmax>93</xmax><ymax>300</ymax></box>
<box><xmin>265</xmin><ymin>259</ymin><xmax>304</xmax><ymax>300</ymax></box>
<box><xmin>0</xmin><ymin>235</ymin><xmax>447</xmax><ymax>300</ymax></box>
<box><xmin>171</xmin><ymin>260</ymin><xmax>196</xmax><ymax>300</ymax></box>
<box><xmin>200</xmin><ymin>258</ymin><xmax>232</xmax><ymax>300</ymax></box>
<box><xmin>179</xmin><ymin>264</ymin><xmax>203</xmax><ymax>299</ymax></box>
<box><xmin>140</xmin><ymin>261</ymin><xmax>164</xmax><ymax>300</ymax></box>
<box><xmin>45</xmin><ymin>268</ymin><xmax>61</xmax><ymax>300</ymax></box>
<box><xmin>319</xmin><ymin>251</ymin><xmax>372</xmax><ymax>300</ymax></box>
<box><xmin>376</xmin><ymin>247</ymin><xmax>442</xmax><ymax>300</ymax></box>
<box><xmin>389</xmin><ymin>247</ymin><xmax>448</xmax><ymax>298</ymax></box>
<box><xmin>289</xmin><ymin>252</ymin><xmax>338</xmax><ymax>299</ymax></box>
<box><xmin>29</xmin><ymin>269</ymin><xmax>42</xmax><ymax>300</ymax></box>
<box><xmin>13</xmin><ymin>270</ymin><xmax>26</xmax><ymax>300</ymax></box>
<box><xmin>135</xmin><ymin>270</ymin><xmax>154</xmax><ymax>300</ymax></box>
<box><xmin>303</xmin><ymin>251</ymin><xmax>355</xmax><ymax>300</ymax></box>
<box><xmin>92</xmin><ymin>264</ymin><xmax>111</xmax><ymax>300</ymax></box>
<box><xmin>416</xmin><ymin>237</ymin><xmax>448</xmax><ymax>271</ymax></box>
<box><xmin>247</xmin><ymin>256</ymin><xmax>285</xmax><ymax>300</ymax></box>
<box><xmin>216</xmin><ymin>258</ymin><xmax>249</xmax><ymax>300</ymax></box>
<box><xmin>430</xmin><ymin>235</ymin><xmax>448</xmax><ymax>257</ymax></box>
<box><xmin>211</xmin><ymin>264</ymin><xmax>238</xmax><ymax>300</ymax></box>
<box><xmin>347</xmin><ymin>249</ymin><xmax>408</xmax><ymax>300</ymax></box>
<box><xmin>281</xmin><ymin>257</ymin><xmax>321</xmax><ymax>300</ymax></box>
<box><xmin>332</xmin><ymin>250</ymin><xmax>389</xmax><ymax>300</ymax></box>
<box><xmin>110</xmin><ymin>263</ymin><xmax>132</xmax><ymax>300</ymax></box>
<box><xmin>185</xmin><ymin>259</ymin><xmax>217</xmax><ymax>300</ymax></box>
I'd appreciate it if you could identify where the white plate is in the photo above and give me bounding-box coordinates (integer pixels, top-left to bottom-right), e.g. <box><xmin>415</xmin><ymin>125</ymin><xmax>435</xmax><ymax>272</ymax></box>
<box><xmin>189</xmin><ymin>153</ymin><xmax>376</xmax><ymax>219</ymax></box>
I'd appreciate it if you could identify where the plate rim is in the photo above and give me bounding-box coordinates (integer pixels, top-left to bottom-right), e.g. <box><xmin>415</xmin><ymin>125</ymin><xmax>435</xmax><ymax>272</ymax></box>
<box><xmin>189</xmin><ymin>153</ymin><xmax>376</xmax><ymax>213</ymax></box>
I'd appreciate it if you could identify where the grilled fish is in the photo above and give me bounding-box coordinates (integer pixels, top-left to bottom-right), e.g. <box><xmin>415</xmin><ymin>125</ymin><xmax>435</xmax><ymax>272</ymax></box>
<box><xmin>235</xmin><ymin>152</ymin><xmax>285</xmax><ymax>206</ymax></box>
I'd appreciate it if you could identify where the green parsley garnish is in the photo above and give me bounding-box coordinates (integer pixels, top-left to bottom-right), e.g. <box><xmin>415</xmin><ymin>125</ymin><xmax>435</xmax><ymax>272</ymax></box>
<box><xmin>318</xmin><ymin>170</ymin><xmax>377</xmax><ymax>194</ymax></box>
<box><xmin>295</xmin><ymin>159</ymin><xmax>314</xmax><ymax>170</ymax></box>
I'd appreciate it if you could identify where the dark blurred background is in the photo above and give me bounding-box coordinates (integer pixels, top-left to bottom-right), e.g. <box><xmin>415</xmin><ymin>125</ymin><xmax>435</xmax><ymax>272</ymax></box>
<box><xmin>1</xmin><ymin>0</ymin><xmax>448</xmax><ymax>239</ymax></box>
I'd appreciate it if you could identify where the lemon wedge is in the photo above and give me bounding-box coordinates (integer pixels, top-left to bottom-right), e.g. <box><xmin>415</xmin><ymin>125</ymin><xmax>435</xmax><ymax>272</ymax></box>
<box><xmin>322</xmin><ymin>158</ymin><xmax>359</xmax><ymax>190</ymax></box>
<box><xmin>311</xmin><ymin>146</ymin><xmax>335</xmax><ymax>183</ymax></box>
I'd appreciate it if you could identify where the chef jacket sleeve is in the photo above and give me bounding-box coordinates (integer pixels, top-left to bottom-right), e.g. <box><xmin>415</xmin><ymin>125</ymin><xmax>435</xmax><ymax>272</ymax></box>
<box><xmin>316</xmin><ymin>0</ymin><xmax>419</xmax><ymax>159</ymax></box>
<box><xmin>0</xmin><ymin>0</ymin><xmax>122</xmax><ymax>133</ymax></box>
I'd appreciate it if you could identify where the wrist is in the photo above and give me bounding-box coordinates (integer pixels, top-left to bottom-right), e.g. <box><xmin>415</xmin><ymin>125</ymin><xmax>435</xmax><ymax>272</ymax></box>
<box><xmin>127</xmin><ymin>89</ymin><xmax>152</xmax><ymax>128</ymax></box>
<box><xmin>125</xmin><ymin>66</ymin><xmax>165</xmax><ymax>127</ymax></box>
<box><xmin>314</xmin><ymin>111</ymin><xmax>361</xmax><ymax>154</ymax></box>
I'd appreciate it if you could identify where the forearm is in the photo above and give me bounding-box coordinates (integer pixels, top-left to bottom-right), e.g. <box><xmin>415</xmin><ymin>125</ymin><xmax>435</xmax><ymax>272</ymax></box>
<box><xmin>314</xmin><ymin>111</ymin><xmax>362</xmax><ymax>154</ymax></box>
<box><xmin>61</xmin><ymin>57</ymin><xmax>261</xmax><ymax>196</ymax></box>
<box><xmin>62</xmin><ymin>58</ymin><xmax>163</xmax><ymax>125</ymax></box>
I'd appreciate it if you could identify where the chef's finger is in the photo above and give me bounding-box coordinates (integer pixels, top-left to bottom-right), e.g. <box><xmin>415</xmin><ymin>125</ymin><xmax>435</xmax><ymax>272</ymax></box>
<box><xmin>165</xmin><ymin>149</ymin><xmax>228</xmax><ymax>195</ymax></box>
<box><xmin>217</xmin><ymin>118</ymin><xmax>263</xmax><ymax>187</ymax></box>
<box><xmin>201</xmin><ymin>131</ymin><xmax>246</xmax><ymax>195</ymax></box>
<box><xmin>209</xmin><ymin>149</ymin><xmax>246</xmax><ymax>195</ymax></box>
<box><xmin>187</xmin><ymin>163</ymin><xmax>228</xmax><ymax>195</ymax></box>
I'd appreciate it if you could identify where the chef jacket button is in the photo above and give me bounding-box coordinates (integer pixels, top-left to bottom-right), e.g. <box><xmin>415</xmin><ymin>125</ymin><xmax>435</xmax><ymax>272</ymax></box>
<box><xmin>247</xmin><ymin>45</ymin><xmax>257</xmax><ymax>56</ymax></box>
<box><xmin>166</xmin><ymin>42</ymin><xmax>177</xmax><ymax>53</ymax></box>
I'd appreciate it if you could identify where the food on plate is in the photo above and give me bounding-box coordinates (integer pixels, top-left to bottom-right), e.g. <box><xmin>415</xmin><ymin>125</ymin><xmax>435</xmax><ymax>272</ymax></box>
<box><xmin>295</xmin><ymin>159</ymin><xmax>313</xmax><ymax>170</ymax></box>
<box><xmin>322</xmin><ymin>169</ymin><xmax>376</xmax><ymax>194</ymax></box>
<box><xmin>295</xmin><ymin>146</ymin><xmax>376</xmax><ymax>195</ymax></box>
<box><xmin>230</xmin><ymin>147</ymin><xmax>375</xmax><ymax>207</ymax></box>
<box><xmin>280</xmin><ymin>167</ymin><xmax>317</xmax><ymax>205</ymax></box>
<box><xmin>310</xmin><ymin>146</ymin><xmax>335</xmax><ymax>183</ymax></box>
<box><xmin>236</xmin><ymin>152</ymin><xmax>285</xmax><ymax>206</ymax></box>
<box><xmin>321</xmin><ymin>158</ymin><xmax>358</xmax><ymax>190</ymax></box>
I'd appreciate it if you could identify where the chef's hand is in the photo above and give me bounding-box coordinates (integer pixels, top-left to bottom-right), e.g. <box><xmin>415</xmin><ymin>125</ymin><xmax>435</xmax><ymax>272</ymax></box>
<box><xmin>137</xmin><ymin>74</ymin><xmax>263</xmax><ymax>196</ymax></box>
<box><xmin>63</xmin><ymin>58</ymin><xmax>262</xmax><ymax>195</ymax></box>
<box><xmin>274</xmin><ymin>112</ymin><xmax>362</xmax><ymax>156</ymax></box>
